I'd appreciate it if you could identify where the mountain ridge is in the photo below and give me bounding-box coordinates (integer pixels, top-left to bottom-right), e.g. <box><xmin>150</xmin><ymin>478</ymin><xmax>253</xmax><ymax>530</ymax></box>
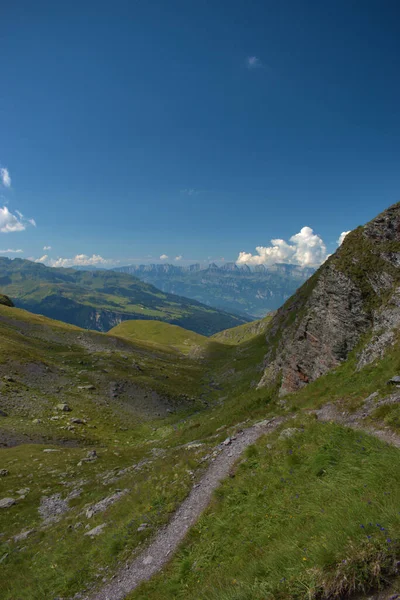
<box><xmin>0</xmin><ymin>257</ymin><xmax>249</xmax><ymax>336</ymax></box>
<box><xmin>114</xmin><ymin>261</ymin><xmax>315</xmax><ymax>319</ymax></box>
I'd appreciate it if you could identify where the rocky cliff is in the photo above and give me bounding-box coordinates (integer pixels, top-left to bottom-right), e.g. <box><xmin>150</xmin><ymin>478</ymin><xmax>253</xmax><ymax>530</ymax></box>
<box><xmin>258</xmin><ymin>202</ymin><xmax>400</xmax><ymax>394</ymax></box>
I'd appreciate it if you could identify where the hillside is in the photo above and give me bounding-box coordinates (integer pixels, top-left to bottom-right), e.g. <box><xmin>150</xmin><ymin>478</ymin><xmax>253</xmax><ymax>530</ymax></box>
<box><xmin>258</xmin><ymin>202</ymin><xmax>400</xmax><ymax>395</ymax></box>
<box><xmin>0</xmin><ymin>257</ymin><xmax>249</xmax><ymax>336</ymax></box>
<box><xmin>2</xmin><ymin>204</ymin><xmax>400</xmax><ymax>600</ymax></box>
<box><xmin>114</xmin><ymin>262</ymin><xmax>314</xmax><ymax>319</ymax></box>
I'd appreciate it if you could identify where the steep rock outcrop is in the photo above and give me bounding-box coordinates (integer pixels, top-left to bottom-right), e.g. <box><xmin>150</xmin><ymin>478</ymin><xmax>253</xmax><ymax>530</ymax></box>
<box><xmin>258</xmin><ymin>202</ymin><xmax>400</xmax><ymax>394</ymax></box>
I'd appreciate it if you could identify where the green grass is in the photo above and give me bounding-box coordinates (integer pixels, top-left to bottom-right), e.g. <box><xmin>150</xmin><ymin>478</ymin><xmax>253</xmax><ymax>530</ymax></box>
<box><xmin>132</xmin><ymin>419</ymin><xmax>400</xmax><ymax>600</ymax></box>
<box><xmin>2</xmin><ymin>283</ymin><xmax>400</xmax><ymax>600</ymax></box>
<box><xmin>211</xmin><ymin>315</ymin><xmax>273</xmax><ymax>345</ymax></box>
<box><xmin>109</xmin><ymin>320</ymin><xmax>211</xmax><ymax>355</ymax></box>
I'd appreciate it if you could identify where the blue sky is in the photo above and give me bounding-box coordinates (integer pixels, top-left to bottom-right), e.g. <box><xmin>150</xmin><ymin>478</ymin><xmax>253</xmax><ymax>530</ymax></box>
<box><xmin>1</xmin><ymin>0</ymin><xmax>399</xmax><ymax>268</ymax></box>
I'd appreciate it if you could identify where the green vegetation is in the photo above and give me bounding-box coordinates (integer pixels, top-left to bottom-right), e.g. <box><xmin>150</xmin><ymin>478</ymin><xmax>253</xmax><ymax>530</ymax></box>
<box><xmin>2</xmin><ymin>203</ymin><xmax>400</xmax><ymax>600</ymax></box>
<box><xmin>0</xmin><ymin>293</ymin><xmax>13</xmax><ymax>307</ymax></box>
<box><xmin>109</xmin><ymin>320</ymin><xmax>210</xmax><ymax>355</ymax></box>
<box><xmin>211</xmin><ymin>314</ymin><xmax>273</xmax><ymax>344</ymax></box>
<box><xmin>0</xmin><ymin>257</ymin><xmax>249</xmax><ymax>335</ymax></box>
<box><xmin>132</xmin><ymin>420</ymin><xmax>400</xmax><ymax>600</ymax></box>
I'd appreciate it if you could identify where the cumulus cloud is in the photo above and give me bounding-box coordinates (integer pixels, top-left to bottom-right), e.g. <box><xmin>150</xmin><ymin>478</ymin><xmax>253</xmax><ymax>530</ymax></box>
<box><xmin>0</xmin><ymin>168</ymin><xmax>11</xmax><ymax>188</ymax></box>
<box><xmin>337</xmin><ymin>231</ymin><xmax>351</xmax><ymax>246</ymax></box>
<box><xmin>36</xmin><ymin>254</ymin><xmax>118</xmax><ymax>268</ymax></box>
<box><xmin>246</xmin><ymin>56</ymin><xmax>262</xmax><ymax>69</ymax></box>
<box><xmin>0</xmin><ymin>207</ymin><xmax>36</xmax><ymax>233</ymax></box>
<box><xmin>43</xmin><ymin>245</ymin><xmax>51</xmax><ymax>250</ymax></box>
<box><xmin>237</xmin><ymin>226</ymin><xmax>328</xmax><ymax>268</ymax></box>
<box><xmin>0</xmin><ymin>248</ymin><xmax>23</xmax><ymax>254</ymax></box>
<box><xmin>160</xmin><ymin>254</ymin><xmax>168</xmax><ymax>260</ymax></box>
<box><xmin>175</xmin><ymin>255</ymin><xmax>183</xmax><ymax>261</ymax></box>
<box><xmin>0</xmin><ymin>206</ymin><xmax>26</xmax><ymax>232</ymax></box>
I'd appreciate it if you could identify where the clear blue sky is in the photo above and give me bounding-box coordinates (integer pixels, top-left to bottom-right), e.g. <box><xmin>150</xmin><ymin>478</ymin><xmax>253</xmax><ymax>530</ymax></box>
<box><xmin>1</xmin><ymin>0</ymin><xmax>399</xmax><ymax>267</ymax></box>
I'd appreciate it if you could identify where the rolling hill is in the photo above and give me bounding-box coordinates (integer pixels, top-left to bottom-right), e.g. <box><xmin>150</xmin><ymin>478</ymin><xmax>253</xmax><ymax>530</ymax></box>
<box><xmin>0</xmin><ymin>257</ymin><xmax>250</xmax><ymax>335</ymax></box>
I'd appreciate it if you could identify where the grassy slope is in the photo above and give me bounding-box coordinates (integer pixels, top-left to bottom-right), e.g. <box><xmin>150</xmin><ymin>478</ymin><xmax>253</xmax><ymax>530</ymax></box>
<box><xmin>0</xmin><ymin>257</ymin><xmax>249</xmax><ymax>335</ymax></box>
<box><xmin>109</xmin><ymin>320</ymin><xmax>211</xmax><ymax>355</ymax></box>
<box><xmin>0</xmin><ymin>304</ymin><xmax>267</xmax><ymax>600</ymax></box>
<box><xmin>131</xmin><ymin>330</ymin><xmax>400</xmax><ymax>600</ymax></box>
<box><xmin>2</xmin><ymin>300</ymin><xmax>400</xmax><ymax>599</ymax></box>
<box><xmin>211</xmin><ymin>314</ymin><xmax>273</xmax><ymax>344</ymax></box>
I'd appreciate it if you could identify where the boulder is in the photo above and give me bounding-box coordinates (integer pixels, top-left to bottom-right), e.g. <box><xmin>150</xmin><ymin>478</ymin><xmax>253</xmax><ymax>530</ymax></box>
<box><xmin>56</xmin><ymin>403</ymin><xmax>71</xmax><ymax>412</ymax></box>
<box><xmin>0</xmin><ymin>498</ymin><xmax>16</xmax><ymax>509</ymax></box>
<box><xmin>84</xmin><ymin>524</ymin><xmax>106</xmax><ymax>537</ymax></box>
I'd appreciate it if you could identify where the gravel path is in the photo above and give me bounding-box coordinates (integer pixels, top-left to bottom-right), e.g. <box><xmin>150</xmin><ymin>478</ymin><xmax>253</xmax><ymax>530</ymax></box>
<box><xmin>314</xmin><ymin>394</ymin><xmax>400</xmax><ymax>448</ymax></box>
<box><xmin>86</xmin><ymin>416</ymin><xmax>286</xmax><ymax>600</ymax></box>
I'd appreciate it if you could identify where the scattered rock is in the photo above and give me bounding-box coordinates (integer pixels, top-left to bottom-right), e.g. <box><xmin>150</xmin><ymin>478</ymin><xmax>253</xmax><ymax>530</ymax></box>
<box><xmin>142</xmin><ymin>555</ymin><xmax>153</xmax><ymax>565</ymax></box>
<box><xmin>137</xmin><ymin>523</ymin><xmax>148</xmax><ymax>532</ymax></box>
<box><xmin>43</xmin><ymin>448</ymin><xmax>60</xmax><ymax>453</ymax></box>
<box><xmin>0</xmin><ymin>498</ymin><xmax>16</xmax><ymax>509</ymax></box>
<box><xmin>56</xmin><ymin>403</ymin><xmax>71</xmax><ymax>412</ymax></box>
<box><xmin>16</xmin><ymin>488</ymin><xmax>30</xmax><ymax>497</ymax></box>
<box><xmin>84</xmin><ymin>524</ymin><xmax>106</xmax><ymax>537</ymax></box>
<box><xmin>3</xmin><ymin>376</ymin><xmax>15</xmax><ymax>383</ymax></box>
<box><xmin>78</xmin><ymin>385</ymin><xmax>95</xmax><ymax>391</ymax></box>
<box><xmin>70</xmin><ymin>418</ymin><xmax>86</xmax><ymax>425</ymax></box>
<box><xmin>387</xmin><ymin>376</ymin><xmax>400</xmax><ymax>385</ymax></box>
<box><xmin>0</xmin><ymin>469</ymin><xmax>9</xmax><ymax>477</ymax></box>
<box><xmin>222</xmin><ymin>437</ymin><xmax>232</xmax><ymax>446</ymax></box>
<box><xmin>39</xmin><ymin>494</ymin><xmax>69</xmax><ymax>523</ymax></box>
<box><xmin>78</xmin><ymin>450</ymin><xmax>98</xmax><ymax>466</ymax></box>
<box><xmin>279</xmin><ymin>427</ymin><xmax>301</xmax><ymax>440</ymax></box>
<box><xmin>32</xmin><ymin>418</ymin><xmax>42</xmax><ymax>424</ymax></box>
<box><xmin>85</xmin><ymin>489</ymin><xmax>128</xmax><ymax>519</ymax></box>
<box><xmin>13</xmin><ymin>529</ymin><xmax>35</xmax><ymax>543</ymax></box>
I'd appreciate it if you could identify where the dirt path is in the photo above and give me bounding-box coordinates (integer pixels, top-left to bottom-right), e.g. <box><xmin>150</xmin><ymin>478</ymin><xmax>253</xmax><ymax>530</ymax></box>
<box><xmin>86</xmin><ymin>416</ymin><xmax>286</xmax><ymax>600</ymax></box>
<box><xmin>314</xmin><ymin>391</ymin><xmax>400</xmax><ymax>448</ymax></box>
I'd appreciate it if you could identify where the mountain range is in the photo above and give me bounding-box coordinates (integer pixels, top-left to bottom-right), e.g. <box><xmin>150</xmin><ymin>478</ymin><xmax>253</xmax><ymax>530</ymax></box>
<box><xmin>2</xmin><ymin>204</ymin><xmax>400</xmax><ymax>599</ymax></box>
<box><xmin>0</xmin><ymin>257</ymin><xmax>248</xmax><ymax>335</ymax></box>
<box><xmin>114</xmin><ymin>261</ymin><xmax>315</xmax><ymax>318</ymax></box>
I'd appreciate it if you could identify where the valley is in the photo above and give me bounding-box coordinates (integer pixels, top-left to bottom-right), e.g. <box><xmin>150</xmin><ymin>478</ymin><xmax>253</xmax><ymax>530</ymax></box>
<box><xmin>114</xmin><ymin>262</ymin><xmax>315</xmax><ymax>319</ymax></box>
<box><xmin>1</xmin><ymin>204</ymin><xmax>400</xmax><ymax>599</ymax></box>
<box><xmin>0</xmin><ymin>258</ymin><xmax>248</xmax><ymax>336</ymax></box>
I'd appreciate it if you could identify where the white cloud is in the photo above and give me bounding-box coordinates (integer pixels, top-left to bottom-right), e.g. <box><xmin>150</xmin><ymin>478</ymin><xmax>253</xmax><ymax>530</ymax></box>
<box><xmin>0</xmin><ymin>206</ymin><xmax>26</xmax><ymax>232</ymax></box>
<box><xmin>0</xmin><ymin>248</ymin><xmax>23</xmax><ymax>254</ymax></box>
<box><xmin>0</xmin><ymin>206</ymin><xmax>36</xmax><ymax>233</ymax></box>
<box><xmin>337</xmin><ymin>231</ymin><xmax>350</xmax><ymax>246</ymax></box>
<box><xmin>160</xmin><ymin>254</ymin><xmax>168</xmax><ymax>260</ymax></box>
<box><xmin>44</xmin><ymin>254</ymin><xmax>118</xmax><ymax>268</ymax></box>
<box><xmin>43</xmin><ymin>245</ymin><xmax>52</xmax><ymax>250</ymax></box>
<box><xmin>0</xmin><ymin>168</ymin><xmax>11</xmax><ymax>188</ymax></box>
<box><xmin>175</xmin><ymin>255</ymin><xmax>183</xmax><ymax>261</ymax></box>
<box><xmin>180</xmin><ymin>188</ymin><xmax>198</xmax><ymax>196</ymax></box>
<box><xmin>34</xmin><ymin>254</ymin><xmax>118</xmax><ymax>268</ymax></box>
<box><xmin>246</xmin><ymin>56</ymin><xmax>262</xmax><ymax>69</ymax></box>
<box><xmin>237</xmin><ymin>226</ymin><xmax>328</xmax><ymax>268</ymax></box>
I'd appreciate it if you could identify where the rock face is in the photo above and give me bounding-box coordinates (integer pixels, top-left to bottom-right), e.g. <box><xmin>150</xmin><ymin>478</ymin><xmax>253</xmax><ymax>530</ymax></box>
<box><xmin>258</xmin><ymin>203</ymin><xmax>400</xmax><ymax>395</ymax></box>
